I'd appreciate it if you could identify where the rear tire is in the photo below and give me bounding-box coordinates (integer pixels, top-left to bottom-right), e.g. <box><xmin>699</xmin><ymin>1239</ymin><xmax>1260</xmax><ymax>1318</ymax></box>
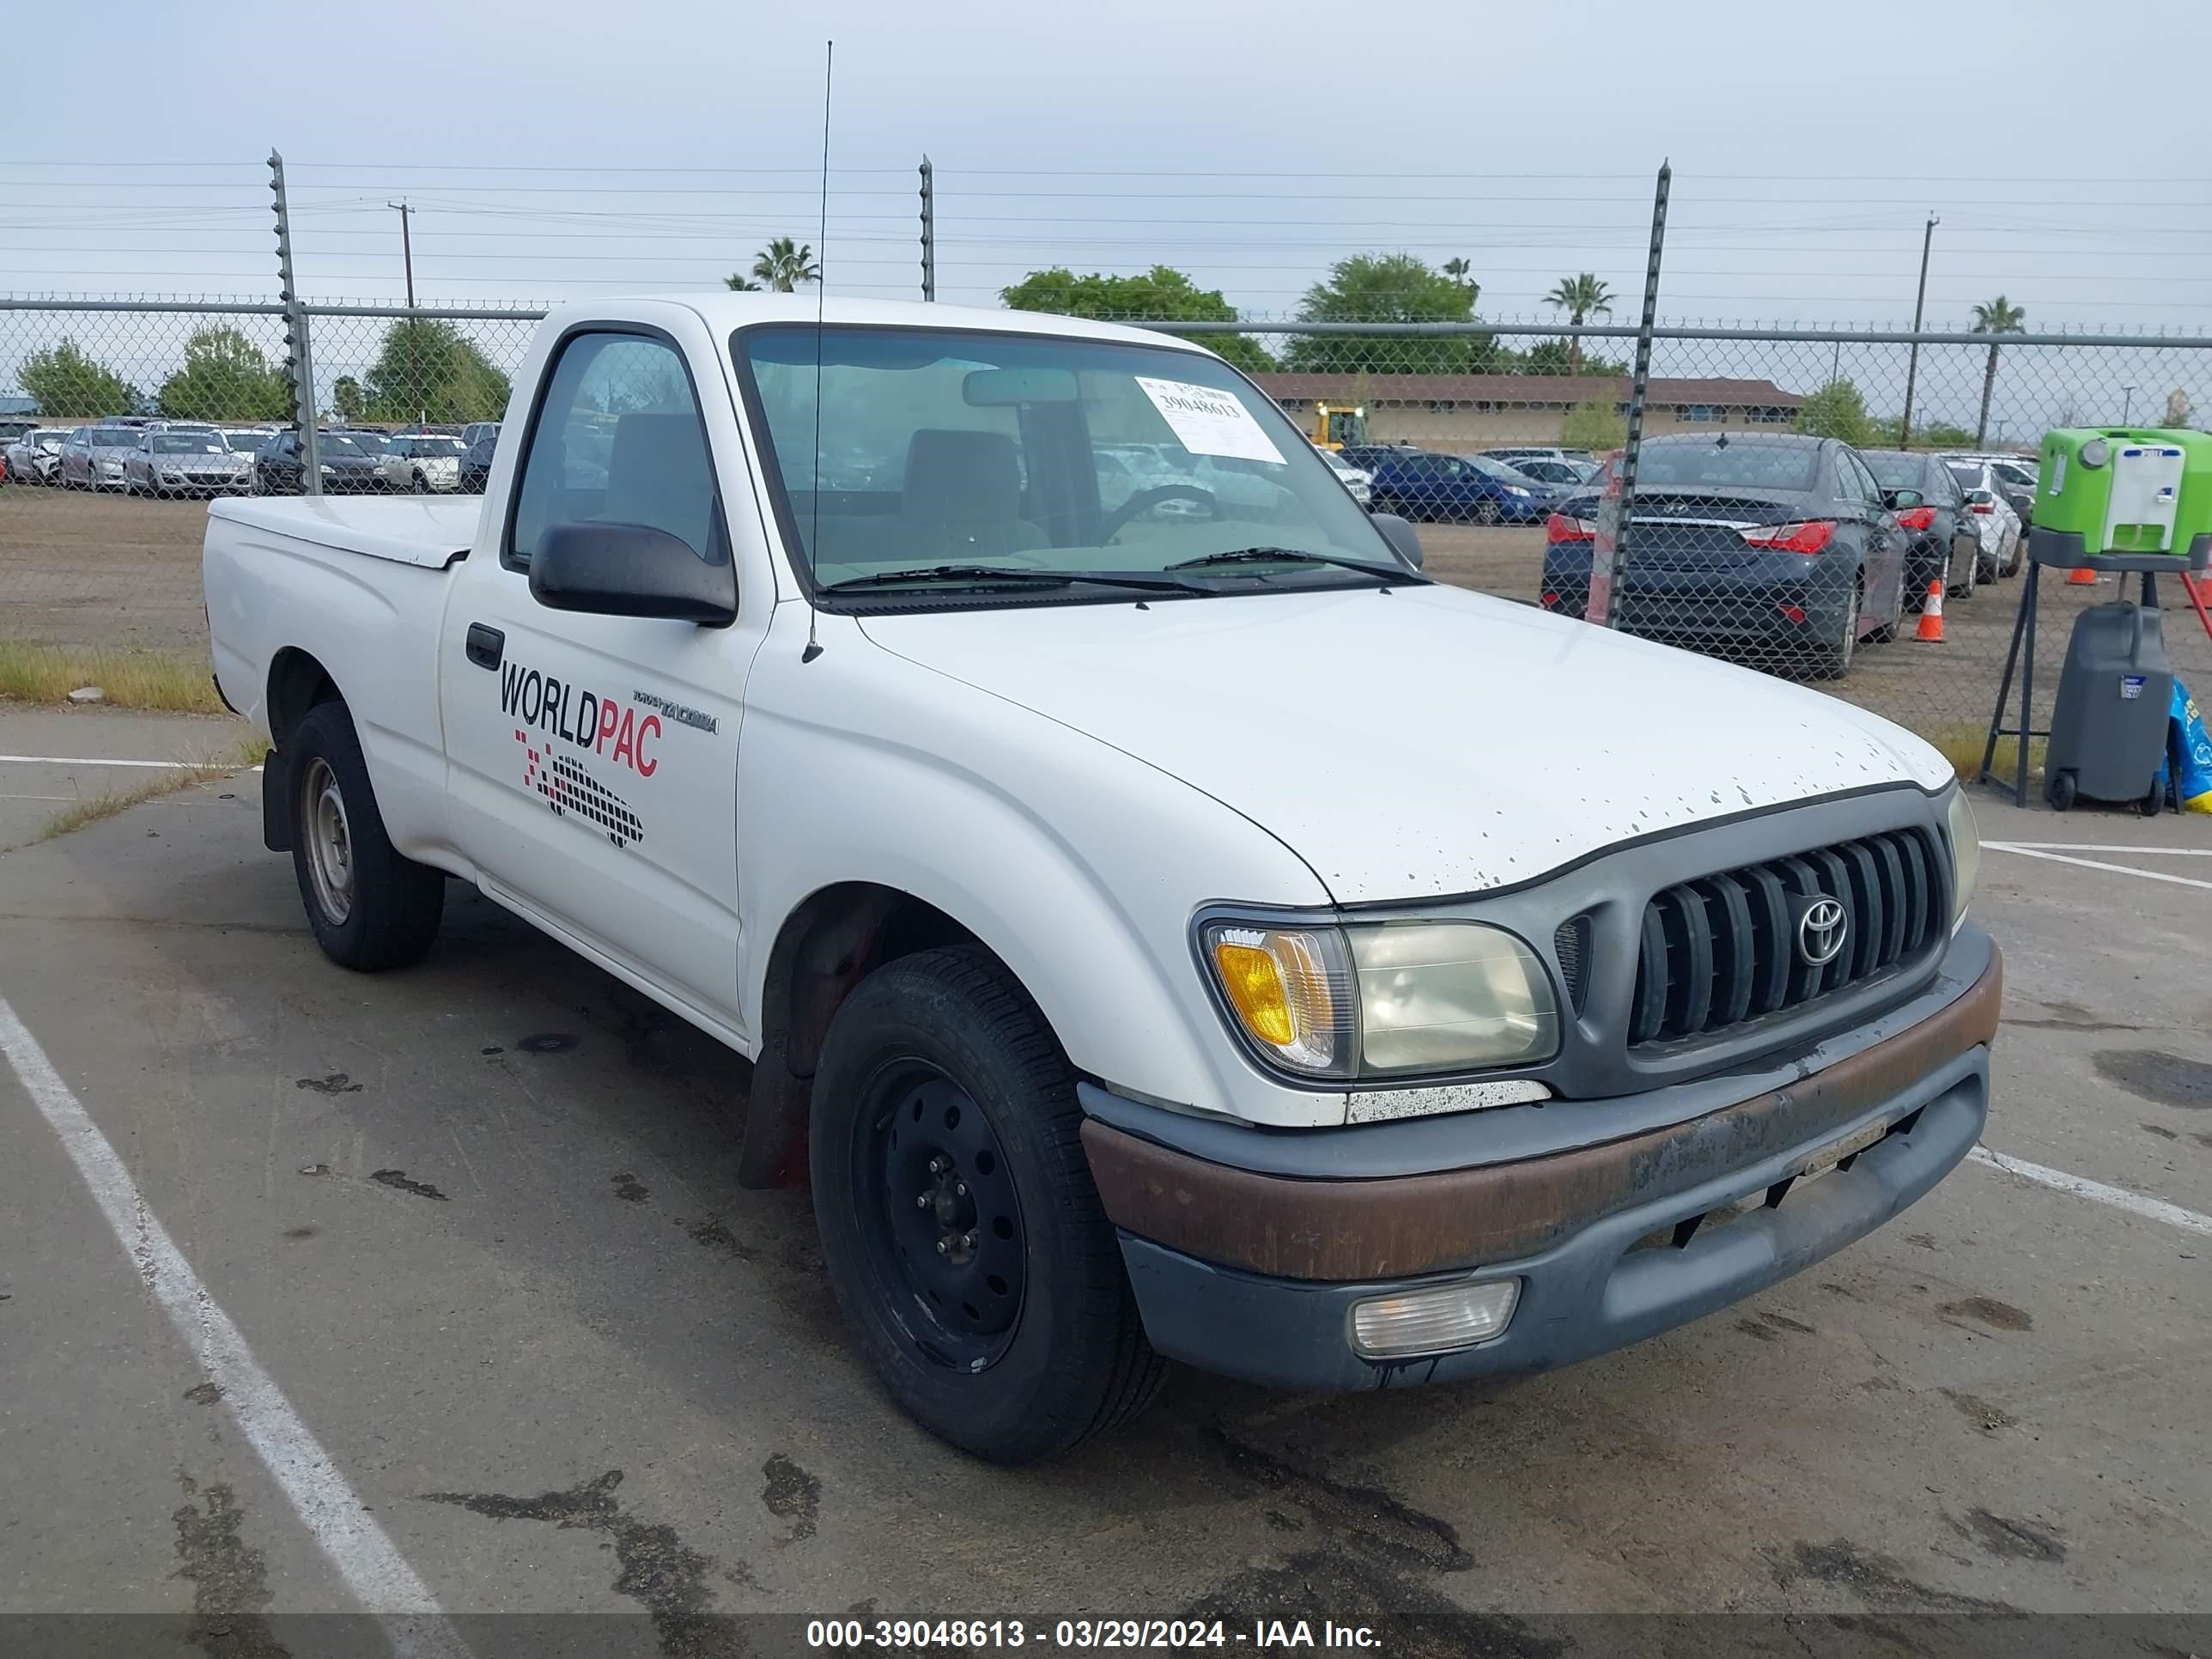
<box><xmin>1810</xmin><ymin>575</ymin><xmax>1863</xmax><ymax>680</ymax></box>
<box><xmin>286</xmin><ymin>702</ymin><xmax>445</xmax><ymax>971</ymax></box>
<box><xmin>810</xmin><ymin>945</ymin><xmax>1167</xmax><ymax>1463</ymax></box>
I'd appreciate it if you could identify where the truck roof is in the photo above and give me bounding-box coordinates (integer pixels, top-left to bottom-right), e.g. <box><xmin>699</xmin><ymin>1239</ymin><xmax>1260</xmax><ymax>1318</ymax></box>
<box><xmin>550</xmin><ymin>292</ymin><xmax>1217</xmax><ymax>355</ymax></box>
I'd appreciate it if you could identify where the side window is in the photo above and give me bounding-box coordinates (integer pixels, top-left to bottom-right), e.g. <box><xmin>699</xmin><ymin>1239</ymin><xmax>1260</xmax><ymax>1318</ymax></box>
<box><xmin>1837</xmin><ymin>451</ymin><xmax>1874</xmax><ymax>503</ymax></box>
<box><xmin>507</xmin><ymin>331</ymin><xmax>721</xmax><ymax>572</ymax></box>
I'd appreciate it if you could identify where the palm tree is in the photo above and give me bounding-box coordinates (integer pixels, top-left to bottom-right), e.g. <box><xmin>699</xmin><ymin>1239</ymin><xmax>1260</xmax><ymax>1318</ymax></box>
<box><xmin>751</xmin><ymin>237</ymin><xmax>821</xmax><ymax>293</ymax></box>
<box><xmin>725</xmin><ymin>274</ymin><xmax>762</xmax><ymax>292</ymax></box>
<box><xmin>1544</xmin><ymin>273</ymin><xmax>1614</xmax><ymax>374</ymax></box>
<box><xmin>1441</xmin><ymin>257</ymin><xmax>1474</xmax><ymax>290</ymax></box>
<box><xmin>1972</xmin><ymin>295</ymin><xmax>2027</xmax><ymax>445</ymax></box>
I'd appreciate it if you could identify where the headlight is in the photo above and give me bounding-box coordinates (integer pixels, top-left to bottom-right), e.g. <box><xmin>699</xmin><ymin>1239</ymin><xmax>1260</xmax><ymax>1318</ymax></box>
<box><xmin>1200</xmin><ymin>918</ymin><xmax>1559</xmax><ymax>1080</ymax></box>
<box><xmin>319</xmin><ymin>464</ymin><xmax>335</xmax><ymax>474</ymax></box>
<box><xmin>1945</xmin><ymin>787</ymin><xmax>1980</xmax><ymax>929</ymax></box>
<box><xmin>1504</xmin><ymin>486</ymin><xmax>1530</xmax><ymax>497</ymax></box>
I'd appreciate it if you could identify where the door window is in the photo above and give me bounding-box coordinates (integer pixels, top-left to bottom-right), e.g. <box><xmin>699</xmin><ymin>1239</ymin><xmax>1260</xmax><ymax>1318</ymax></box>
<box><xmin>507</xmin><ymin>331</ymin><xmax>723</xmax><ymax>572</ymax></box>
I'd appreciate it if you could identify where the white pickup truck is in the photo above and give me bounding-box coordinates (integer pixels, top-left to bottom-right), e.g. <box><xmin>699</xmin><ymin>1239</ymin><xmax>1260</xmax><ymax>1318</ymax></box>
<box><xmin>204</xmin><ymin>295</ymin><xmax>2000</xmax><ymax>1462</ymax></box>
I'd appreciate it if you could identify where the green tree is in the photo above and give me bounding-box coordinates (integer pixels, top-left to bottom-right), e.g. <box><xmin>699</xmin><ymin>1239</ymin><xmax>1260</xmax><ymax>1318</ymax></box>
<box><xmin>1543</xmin><ymin>273</ymin><xmax>1615</xmax><ymax>374</ymax></box>
<box><xmin>1559</xmin><ymin>398</ymin><xmax>1626</xmax><ymax>452</ymax></box>
<box><xmin>751</xmin><ymin>237</ymin><xmax>821</xmax><ymax>292</ymax></box>
<box><xmin>1000</xmin><ymin>265</ymin><xmax>1274</xmax><ymax>374</ymax></box>
<box><xmin>1285</xmin><ymin>253</ymin><xmax>1494</xmax><ymax>374</ymax></box>
<box><xmin>724</xmin><ymin>273</ymin><xmax>763</xmax><ymax>292</ymax></box>
<box><xmin>1971</xmin><ymin>295</ymin><xmax>2027</xmax><ymax>446</ymax></box>
<box><xmin>16</xmin><ymin>337</ymin><xmax>137</xmax><ymax>416</ymax></box>
<box><xmin>362</xmin><ymin>319</ymin><xmax>511</xmax><ymax>422</ymax></box>
<box><xmin>331</xmin><ymin>375</ymin><xmax>365</xmax><ymax>421</ymax></box>
<box><xmin>1795</xmin><ymin>377</ymin><xmax>1874</xmax><ymax>447</ymax></box>
<box><xmin>156</xmin><ymin>326</ymin><xmax>289</xmax><ymax>422</ymax></box>
<box><xmin>1515</xmin><ymin>338</ymin><xmax>1629</xmax><ymax>378</ymax></box>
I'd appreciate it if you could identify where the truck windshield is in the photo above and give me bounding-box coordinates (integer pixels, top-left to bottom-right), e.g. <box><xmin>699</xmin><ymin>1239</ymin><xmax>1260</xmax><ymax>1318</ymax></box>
<box><xmin>734</xmin><ymin>325</ymin><xmax>1405</xmax><ymax>596</ymax></box>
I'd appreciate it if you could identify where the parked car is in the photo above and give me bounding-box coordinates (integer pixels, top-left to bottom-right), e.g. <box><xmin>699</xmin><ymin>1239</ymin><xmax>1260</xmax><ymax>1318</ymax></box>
<box><xmin>1859</xmin><ymin>451</ymin><xmax>1984</xmax><ymax>601</ymax></box>
<box><xmin>0</xmin><ymin>416</ymin><xmax>40</xmax><ymax>446</ymax></box>
<box><xmin>1480</xmin><ymin>446</ymin><xmax>1597</xmax><ymax>471</ymax></box>
<box><xmin>4</xmin><ymin>427</ymin><xmax>69</xmax><ymax>484</ymax></box>
<box><xmin>124</xmin><ymin>429</ymin><xmax>253</xmax><ymax>498</ymax></box>
<box><xmin>1366</xmin><ymin>449</ymin><xmax>1562</xmax><ymax>525</ymax></box>
<box><xmin>1541</xmin><ymin>431</ymin><xmax>1910</xmax><ymax>680</ymax></box>
<box><xmin>202</xmin><ymin>292</ymin><xmax>1995</xmax><ymax>1463</ymax></box>
<box><xmin>1945</xmin><ymin>460</ymin><xmax>2026</xmax><ymax>579</ymax></box>
<box><xmin>253</xmin><ymin>429</ymin><xmax>388</xmax><ymax>495</ymax></box>
<box><xmin>59</xmin><ymin>424</ymin><xmax>145</xmax><ymax>491</ymax></box>
<box><xmin>1506</xmin><ymin>455</ymin><xmax>1601</xmax><ymax>490</ymax></box>
<box><xmin>1334</xmin><ymin>443</ymin><xmax>1414</xmax><ymax>473</ymax></box>
<box><xmin>458</xmin><ymin>423</ymin><xmax>500</xmax><ymax>492</ymax></box>
<box><xmin>1315</xmin><ymin>445</ymin><xmax>1372</xmax><ymax>506</ymax></box>
<box><xmin>1940</xmin><ymin>453</ymin><xmax>2037</xmax><ymax>529</ymax></box>
<box><xmin>374</xmin><ymin>433</ymin><xmax>470</xmax><ymax>493</ymax></box>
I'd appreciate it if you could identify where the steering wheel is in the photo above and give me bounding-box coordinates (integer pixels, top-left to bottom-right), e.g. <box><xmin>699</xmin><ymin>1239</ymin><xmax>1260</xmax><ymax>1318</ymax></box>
<box><xmin>1101</xmin><ymin>483</ymin><xmax>1220</xmax><ymax>541</ymax></box>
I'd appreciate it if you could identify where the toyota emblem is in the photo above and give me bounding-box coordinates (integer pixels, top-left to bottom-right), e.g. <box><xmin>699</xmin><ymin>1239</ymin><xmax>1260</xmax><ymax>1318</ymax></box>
<box><xmin>1796</xmin><ymin>896</ymin><xmax>1848</xmax><ymax>967</ymax></box>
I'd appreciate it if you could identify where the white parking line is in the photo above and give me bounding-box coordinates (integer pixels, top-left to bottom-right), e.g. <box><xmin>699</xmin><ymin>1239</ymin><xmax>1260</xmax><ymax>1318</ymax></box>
<box><xmin>0</xmin><ymin>753</ymin><xmax>218</xmax><ymax>769</ymax></box>
<box><xmin>1987</xmin><ymin>842</ymin><xmax>2212</xmax><ymax>857</ymax></box>
<box><xmin>1983</xmin><ymin>842</ymin><xmax>2212</xmax><ymax>892</ymax></box>
<box><xmin>0</xmin><ymin>999</ymin><xmax>471</xmax><ymax>1659</ymax></box>
<box><xmin>1968</xmin><ymin>1145</ymin><xmax>2212</xmax><ymax>1237</ymax></box>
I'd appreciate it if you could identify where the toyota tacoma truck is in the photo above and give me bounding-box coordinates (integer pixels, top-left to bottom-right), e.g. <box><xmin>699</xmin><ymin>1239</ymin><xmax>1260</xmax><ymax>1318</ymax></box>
<box><xmin>204</xmin><ymin>295</ymin><xmax>1999</xmax><ymax>1463</ymax></box>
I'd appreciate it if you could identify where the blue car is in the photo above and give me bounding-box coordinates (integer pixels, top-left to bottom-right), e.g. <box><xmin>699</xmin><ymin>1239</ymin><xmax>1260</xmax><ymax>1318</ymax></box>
<box><xmin>1364</xmin><ymin>449</ymin><xmax>1561</xmax><ymax>525</ymax></box>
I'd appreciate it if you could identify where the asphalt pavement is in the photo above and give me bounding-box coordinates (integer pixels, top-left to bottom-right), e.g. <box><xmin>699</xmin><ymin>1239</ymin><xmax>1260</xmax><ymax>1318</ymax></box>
<box><xmin>0</xmin><ymin>726</ymin><xmax>2208</xmax><ymax>1656</ymax></box>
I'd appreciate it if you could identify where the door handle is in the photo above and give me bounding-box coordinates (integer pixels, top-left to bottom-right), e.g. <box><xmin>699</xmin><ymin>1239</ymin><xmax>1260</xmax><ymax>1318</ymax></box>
<box><xmin>465</xmin><ymin>623</ymin><xmax>505</xmax><ymax>671</ymax></box>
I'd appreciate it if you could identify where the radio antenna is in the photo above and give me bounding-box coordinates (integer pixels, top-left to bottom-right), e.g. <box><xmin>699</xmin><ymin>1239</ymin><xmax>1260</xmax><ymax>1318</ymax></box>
<box><xmin>802</xmin><ymin>39</ymin><xmax>833</xmax><ymax>665</ymax></box>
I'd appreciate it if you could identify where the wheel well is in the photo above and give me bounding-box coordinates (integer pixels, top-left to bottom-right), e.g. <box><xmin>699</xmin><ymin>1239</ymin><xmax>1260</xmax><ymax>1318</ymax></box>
<box><xmin>738</xmin><ymin>883</ymin><xmax>981</xmax><ymax>1188</ymax></box>
<box><xmin>266</xmin><ymin>647</ymin><xmax>342</xmax><ymax>749</ymax></box>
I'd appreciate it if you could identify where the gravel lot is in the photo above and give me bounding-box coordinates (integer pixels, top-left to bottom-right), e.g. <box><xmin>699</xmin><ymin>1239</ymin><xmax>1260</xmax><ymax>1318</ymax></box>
<box><xmin>15</xmin><ymin>483</ymin><xmax>2207</xmax><ymax>762</ymax></box>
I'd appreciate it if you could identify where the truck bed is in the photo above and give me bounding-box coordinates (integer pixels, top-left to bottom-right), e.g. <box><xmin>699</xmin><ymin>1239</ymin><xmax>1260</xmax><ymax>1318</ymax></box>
<box><xmin>207</xmin><ymin>495</ymin><xmax>482</xmax><ymax>568</ymax></box>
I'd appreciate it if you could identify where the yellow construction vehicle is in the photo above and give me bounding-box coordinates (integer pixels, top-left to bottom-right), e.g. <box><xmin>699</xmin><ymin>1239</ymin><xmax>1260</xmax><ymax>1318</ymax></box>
<box><xmin>1310</xmin><ymin>402</ymin><xmax>1366</xmax><ymax>450</ymax></box>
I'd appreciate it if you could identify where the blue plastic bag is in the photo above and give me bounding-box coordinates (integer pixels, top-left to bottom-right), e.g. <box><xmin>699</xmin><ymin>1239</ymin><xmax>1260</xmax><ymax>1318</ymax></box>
<box><xmin>2170</xmin><ymin>680</ymin><xmax>2212</xmax><ymax>813</ymax></box>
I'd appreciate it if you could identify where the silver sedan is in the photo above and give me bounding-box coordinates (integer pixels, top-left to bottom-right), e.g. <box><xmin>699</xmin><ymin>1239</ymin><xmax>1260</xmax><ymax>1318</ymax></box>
<box><xmin>124</xmin><ymin>430</ymin><xmax>253</xmax><ymax>498</ymax></box>
<box><xmin>374</xmin><ymin>433</ymin><xmax>469</xmax><ymax>493</ymax></box>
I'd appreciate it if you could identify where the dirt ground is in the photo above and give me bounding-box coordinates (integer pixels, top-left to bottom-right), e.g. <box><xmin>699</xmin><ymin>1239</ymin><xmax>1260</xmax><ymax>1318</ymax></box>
<box><xmin>6</xmin><ymin>482</ymin><xmax>2207</xmax><ymax>765</ymax></box>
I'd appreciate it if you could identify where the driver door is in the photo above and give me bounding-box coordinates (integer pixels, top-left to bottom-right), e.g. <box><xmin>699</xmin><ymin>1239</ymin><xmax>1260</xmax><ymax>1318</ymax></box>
<box><xmin>439</xmin><ymin>327</ymin><xmax>752</xmax><ymax>1031</ymax></box>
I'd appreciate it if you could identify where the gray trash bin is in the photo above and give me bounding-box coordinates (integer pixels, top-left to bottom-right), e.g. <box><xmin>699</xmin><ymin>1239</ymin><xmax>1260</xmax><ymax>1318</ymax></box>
<box><xmin>2045</xmin><ymin>600</ymin><xmax>2172</xmax><ymax>812</ymax></box>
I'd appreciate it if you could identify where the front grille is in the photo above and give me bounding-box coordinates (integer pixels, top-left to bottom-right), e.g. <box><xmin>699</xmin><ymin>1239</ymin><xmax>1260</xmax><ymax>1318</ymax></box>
<box><xmin>1553</xmin><ymin>915</ymin><xmax>1591</xmax><ymax>1012</ymax></box>
<box><xmin>1628</xmin><ymin>829</ymin><xmax>1946</xmax><ymax>1047</ymax></box>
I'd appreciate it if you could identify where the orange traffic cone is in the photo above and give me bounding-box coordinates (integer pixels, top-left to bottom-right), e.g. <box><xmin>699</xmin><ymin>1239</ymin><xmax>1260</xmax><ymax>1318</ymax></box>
<box><xmin>2067</xmin><ymin>564</ymin><xmax>2099</xmax><ymax>586</ymax></box>
<box><xmin>1916</xmin><ymin>580</ymin><xmax>1946</xmax><ymax>641</ymax></box>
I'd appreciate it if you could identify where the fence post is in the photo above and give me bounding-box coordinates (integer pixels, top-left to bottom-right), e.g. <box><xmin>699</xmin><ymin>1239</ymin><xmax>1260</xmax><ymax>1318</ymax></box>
<box><xmin>1590</xmin><ymin>160</ymin><xmax>1669</xmax><ymax>629</ymax></box>
<box><xmin>268</xmin><ymin>149</ymin><xmax>320</xmax><ymax>495</ymax></box>
<box><xmin>919</xmin><ymin>156</ymin><xmax>936</xmax><ymax>302</ymax></box>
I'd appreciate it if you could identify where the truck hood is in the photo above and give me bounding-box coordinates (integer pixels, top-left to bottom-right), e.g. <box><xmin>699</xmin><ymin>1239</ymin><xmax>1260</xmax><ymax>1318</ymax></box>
<box><xmin>857</xmin><ymin>583</ymin><xmax>1952</xmax><ymax>903</ymax></box>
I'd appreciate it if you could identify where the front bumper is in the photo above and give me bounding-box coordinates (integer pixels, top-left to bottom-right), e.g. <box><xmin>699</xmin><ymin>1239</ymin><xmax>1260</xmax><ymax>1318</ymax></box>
<box><xmin>1083</xmin><ymin>936</ymin><xmax>1999</xmax><ymax>1390</ymax></box>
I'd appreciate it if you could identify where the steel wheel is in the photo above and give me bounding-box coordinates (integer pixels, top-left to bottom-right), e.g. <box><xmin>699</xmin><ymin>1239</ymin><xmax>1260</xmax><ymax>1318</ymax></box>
<box><xmin>855</xmin><ymin>1064</ymin><xmax>1027</xmax><ymax>1374</ymax></box>
<box><xmin>299</xmin><ymin>756</ymin><xmax>355</xmax><ymax>927</ymax></box>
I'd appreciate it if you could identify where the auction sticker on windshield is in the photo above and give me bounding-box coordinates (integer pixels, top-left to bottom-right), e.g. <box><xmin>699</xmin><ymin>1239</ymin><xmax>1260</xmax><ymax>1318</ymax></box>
<box><xmin>1134</xmin><ymin>376</ymin><xmax>1285</xmax><ymax>465</ymax></box>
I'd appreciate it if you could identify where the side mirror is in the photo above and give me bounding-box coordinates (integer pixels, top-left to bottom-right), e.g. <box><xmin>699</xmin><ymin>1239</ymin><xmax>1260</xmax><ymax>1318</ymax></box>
<box><xmin>1886</xmin><ymin>488</ymin><xmax>1924</xmax><ymax>509</ymax></box>
<box><xmin>1371</xmin><ymin>511</ymin><xmax>1425</xmax><ymax>570</ymax></box>
<box><xmin>530</xmin><ymin>520</ymin><xmax>737</xmax><ymax>624</ymax></box>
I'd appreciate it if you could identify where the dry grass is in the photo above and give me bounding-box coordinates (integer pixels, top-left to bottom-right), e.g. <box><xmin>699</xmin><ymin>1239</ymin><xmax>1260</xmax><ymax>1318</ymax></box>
<box><xmin>1918</xmin><ymin>720</ymin><xmax>2041</xmax><ymax>784</ymax></box>
<box><xmin>0</xmin><ymin>642</ymin><xmax>227</xmax><ymax>714</ymax></box>
<box><xmin>37</xmin><ymin>736</ymin><xmax>269</xmax><ymax>841</ymax></box>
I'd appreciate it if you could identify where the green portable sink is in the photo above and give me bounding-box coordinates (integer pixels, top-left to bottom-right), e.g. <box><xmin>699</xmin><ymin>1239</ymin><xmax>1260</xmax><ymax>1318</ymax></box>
<box><xmin>2035</xmin><ymin>427</ymin><xmax>2212</xmax><ymax>556</ymax></box>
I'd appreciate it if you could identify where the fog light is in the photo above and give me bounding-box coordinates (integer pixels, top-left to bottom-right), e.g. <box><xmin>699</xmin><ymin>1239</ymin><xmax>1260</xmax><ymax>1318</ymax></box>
<box><xmin>1351</xmin><ymin>1278</ymin><xmax>1519</xmax><ymax>1358</ymax></box>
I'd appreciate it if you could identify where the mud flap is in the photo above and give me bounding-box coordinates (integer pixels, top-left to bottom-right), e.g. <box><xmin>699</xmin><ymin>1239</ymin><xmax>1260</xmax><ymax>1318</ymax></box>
<box><xmin>261</xmin><ymin>744</ymin><xmax>291</xmax><ymax>852</ymax></box>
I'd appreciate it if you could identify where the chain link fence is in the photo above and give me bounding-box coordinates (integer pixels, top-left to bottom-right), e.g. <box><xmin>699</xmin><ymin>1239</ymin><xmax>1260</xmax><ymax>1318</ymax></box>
<box><xmin>4</xmin><ymin>295</ymin><xmax>2210</xmax><ymax>788</ymax></box>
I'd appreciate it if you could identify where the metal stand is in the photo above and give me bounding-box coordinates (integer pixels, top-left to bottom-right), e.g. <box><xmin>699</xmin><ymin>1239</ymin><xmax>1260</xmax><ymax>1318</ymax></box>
<box><xmin>1979</xmin><ymin>532</ymin><xmax>2209</xmax><ymax>807</ymax></box>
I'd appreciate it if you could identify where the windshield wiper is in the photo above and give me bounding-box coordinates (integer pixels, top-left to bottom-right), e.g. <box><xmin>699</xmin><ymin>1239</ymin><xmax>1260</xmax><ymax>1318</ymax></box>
<box><xmin>820</xmin><ymin>563</ymin><xmax>1207</xmax><ymax>595</ymax></box>
<box><xmin>1166</xmin><ymin>546</ymin><xmax>1422</xmax><ymax>582</ymax></box>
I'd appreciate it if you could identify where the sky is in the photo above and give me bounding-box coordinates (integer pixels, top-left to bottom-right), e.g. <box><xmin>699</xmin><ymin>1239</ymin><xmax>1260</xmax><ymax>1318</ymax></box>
<box><xmin>6</xmin><ymin>0</ymin><xmax>2212</xmax><ymax>428</ymax></box>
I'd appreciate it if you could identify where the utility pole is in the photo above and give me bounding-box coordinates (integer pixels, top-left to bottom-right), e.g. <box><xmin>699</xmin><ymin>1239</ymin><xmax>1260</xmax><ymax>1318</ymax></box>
<box><xmin>918</xmin><ymin>156</ymin><xmax>936</xmax><ymax>302</ymax></box>
<box><xmin>269</xmin><ymin>149</ymin><xmax>320</xmax><ymax>494</ymax></box>
<box><xmin>389</xmin><ymin>198</ymin><xmax>422</xmax><ymax>426</ymax></box>
<box><xmin>2122</xmin><ymin>385</ymin><xmax>2136</xmax><ymax>423</ymax></box>
<box><xmin>1898</xmin><ymin>213</ymin><xmax>1938</xmax><ymax>446</ymax></box>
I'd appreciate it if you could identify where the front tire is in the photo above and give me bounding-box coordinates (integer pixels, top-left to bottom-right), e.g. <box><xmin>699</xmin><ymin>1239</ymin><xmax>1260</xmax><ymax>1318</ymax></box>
<box><xmin>810</xmin><ymin>946</ymin><xmax>1166</xmax><ymax>1463</ymax></box>
<box><xmin>287</xmin><ymin>702</ymin><xmax>445</xmax><ymax>971</ymax></box>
